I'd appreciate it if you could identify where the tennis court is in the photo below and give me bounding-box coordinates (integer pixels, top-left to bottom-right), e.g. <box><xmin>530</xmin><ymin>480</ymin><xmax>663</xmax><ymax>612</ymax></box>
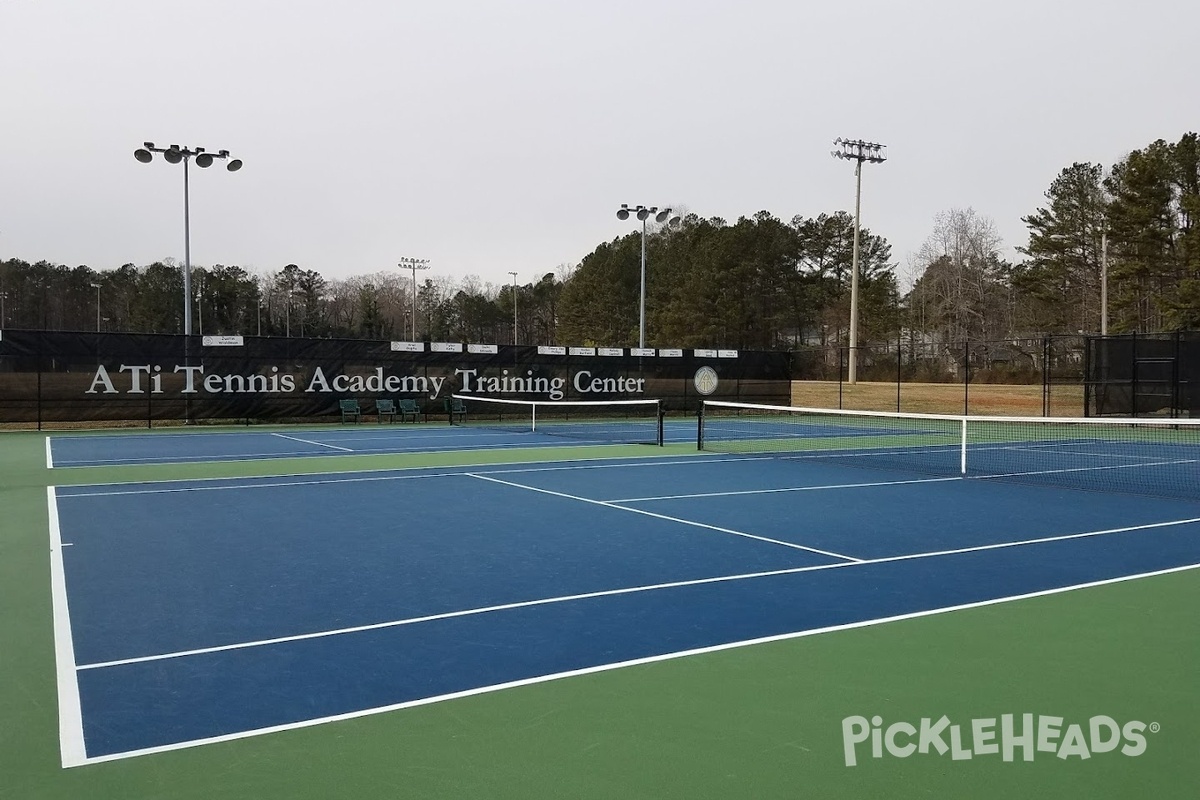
<box><xmin>46</xmin><ymin>397</ymin><xmax>697</xmax><ymax>467</ymax></box>
<box><xmin>7</xmin><ymin>402</ymin><xmax>1200</xmax><ymax>798</ymax></box>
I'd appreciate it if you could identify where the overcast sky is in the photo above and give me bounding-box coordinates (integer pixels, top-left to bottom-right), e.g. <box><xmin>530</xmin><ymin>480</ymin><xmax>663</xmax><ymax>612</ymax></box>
<box><xmin>2</xmin><ymin>0</ymin><xmax>1196</xmax><ymax>290</ymax></box>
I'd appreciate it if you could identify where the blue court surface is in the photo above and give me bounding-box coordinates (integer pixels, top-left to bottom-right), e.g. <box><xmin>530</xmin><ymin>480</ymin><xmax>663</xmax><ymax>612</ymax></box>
<box><xmin>49</xmin><ymin>453</ymin><xmax>1200</xmax><ymax>765</ymax></box>
<box><xmin>47</xmin><ymin>420</ymin><xmax>699</xmax><ymax>467</ymax></box>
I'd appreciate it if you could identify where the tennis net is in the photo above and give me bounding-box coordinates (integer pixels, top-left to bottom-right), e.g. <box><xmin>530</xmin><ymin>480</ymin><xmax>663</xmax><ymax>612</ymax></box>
<box><xmin>451</xmin><ymin>395</ymin><xmax>664</xmax><ymax>446</ymax></box>
<box><xmin>699</xmin><ymin>400</ymin><xmax>1200</xmax><ymax>501</ymax></box>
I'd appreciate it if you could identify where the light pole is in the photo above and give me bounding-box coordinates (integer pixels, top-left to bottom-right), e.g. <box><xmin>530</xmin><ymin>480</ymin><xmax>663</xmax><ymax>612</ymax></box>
<box><xmin>195</xmin><ymin>278</ymin><xmax>204</xmax><ymax>335</ymax></box>
<box><xmin>286</xmin><ymin>289</ymin><xmax>292</xmax><ymax>338</ymax></box>
<box><xmin>90</xmin><ymin>282</ymin><xmax>101</xmax><ymax>332</ymax></box>
<box><xmin>831</xmin><ymin>138</ymin><xmax>887</xmax><ymax>384</ymax></box>
<box><xmin>133</xmin><ymin>142</ymin><xmax>242</xmax><ymax>337</ymax></box>
<box><xmin>1101</xmin><ymin>231</ymin><xmax>1109</xmax><ymax>336</ymax></box>
<box><xmin>398</xmin><ymin>257</ymin><xmax>430</xmax><ymax>340</ymax></box>
<box><xmin>616</xmin><ymin>205</ymin><xmax>678</xmax><ymax>348</ymax></box>
<box><xmin>1</xmin><ymin>291</ymin><xmax>8</xmax><ymax>327</ymax></box>
<box><xmin>508</xmin><ymin>271</ymin><xmax>519</xmax><ymax>344</ymax></box>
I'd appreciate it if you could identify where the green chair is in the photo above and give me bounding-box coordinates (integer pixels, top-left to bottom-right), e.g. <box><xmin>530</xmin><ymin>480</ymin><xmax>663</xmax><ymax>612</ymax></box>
<box><xmin>398</xmin><ymin>398</ymin><xmax>421</xmax><ymax>423</ymax></box>
<box><xmin>446</xmin><ymin>397</ymin><xmax>467</xmax><ymax>423</ymax></box>
<box><xmin>339</xmin><ymin>398</ymin><xmax>362</xmax><ymax>424</ymax></box>
<box><xmin>375</xmin><ymin>398</ymin><xmax>397</xmax><ymax>423</ymax></box>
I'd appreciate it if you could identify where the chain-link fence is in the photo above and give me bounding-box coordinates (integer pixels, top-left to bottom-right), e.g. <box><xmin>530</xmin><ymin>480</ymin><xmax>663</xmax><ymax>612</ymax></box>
<box><xmin>789</xmin><ymin>335</ymin><xmax>1088</xmax><ymax>417</ymax></box>
<box><xmin>1086</xmin><ymin>332</ymin><xmax>1199</xmax><ymax>417</ymax></box>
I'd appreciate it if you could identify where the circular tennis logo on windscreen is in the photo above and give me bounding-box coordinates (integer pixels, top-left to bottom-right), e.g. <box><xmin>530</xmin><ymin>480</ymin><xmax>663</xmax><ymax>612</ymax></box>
<box><xmin>694</xmin><ymin>366</ymin><xmax>719</xmax><ymax>395</ymax></box>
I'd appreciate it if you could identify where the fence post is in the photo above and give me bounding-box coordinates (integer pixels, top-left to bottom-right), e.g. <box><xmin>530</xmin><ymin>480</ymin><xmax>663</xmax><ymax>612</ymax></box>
<box><xmin>1131</xmin><ymin>331</ymin><xmax>1139</xmax><ymax>417</ymax></box>
<box><xmin>1171</xmin><ymin>331</ymin><xmax>1181</xmax><ymax>418</ymax></box>
<box><xmin>37</xmin><ymin>351</ymin><xmax>43</xmax><ymax>432</ymax></box>
<box><xmin>838</xmin><ymin>346</ymin><xmax>844</xmax><ymax>409</ymax></box>
<box><xmin>1042</xmin><ymin>336</ymin><xmax>1050</xmax><ymax>417</ymax></box>
<box><xmin>896</xmin><ymin>332</ymin><xmax>902</xmax><ymax>412</ymax></box>
<box><xmin>963</xmin><ymin>340</ymin><xmax>970</xmax><ymax>416</ymax></box>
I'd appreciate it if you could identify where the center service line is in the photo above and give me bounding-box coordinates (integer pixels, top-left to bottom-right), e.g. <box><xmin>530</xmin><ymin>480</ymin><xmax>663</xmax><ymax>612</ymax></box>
<box><xmin>271</xmin><ymin>432</ymin><xmax>355</xmax><ymax>452</ymax></box>
<box><xmin>465</xmin><ymin>472</ymin><xmax>865</xmax><ymax>563</ymax></box>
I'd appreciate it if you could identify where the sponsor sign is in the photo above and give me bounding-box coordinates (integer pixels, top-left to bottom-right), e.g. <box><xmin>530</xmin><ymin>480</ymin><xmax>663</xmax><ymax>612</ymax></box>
<box><xmin>201</xmin><ymin>335</ymin><xmax>244</xmax><ymax>347</ymax></box>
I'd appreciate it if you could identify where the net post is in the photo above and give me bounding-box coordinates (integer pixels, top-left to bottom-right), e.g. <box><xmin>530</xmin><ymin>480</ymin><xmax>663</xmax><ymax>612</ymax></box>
<box><xmin>531</xmin><ymin>402</ymin><xmax>537</xmax><ymax>433</ymax></box>
<box><xmin>960</xmin><ymin>417</ymin><xmax>968</xmax><ymax>475</ymax></box>
<box><xmin>656</xmin><ymin>400</ymin><xmax>664</xmax><ymax>446</ymax></box>
<box><xmin>697</xmin><ymin>401</ymin><xmax>705</xmax><ymax>451</ymax></box>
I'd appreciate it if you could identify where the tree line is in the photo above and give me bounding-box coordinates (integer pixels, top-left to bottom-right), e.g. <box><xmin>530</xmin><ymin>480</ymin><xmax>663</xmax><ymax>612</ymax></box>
<box><xmin>1</xmin><ymin>131</ymin><xmax>1195</xmax><ymax>350</ymax></box>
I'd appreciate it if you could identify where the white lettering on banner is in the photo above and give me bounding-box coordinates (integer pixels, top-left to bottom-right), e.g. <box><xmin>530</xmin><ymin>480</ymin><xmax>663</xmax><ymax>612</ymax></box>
<box><xmin>458</xmin><ymin>368</ymin><xmax>568</xmax><ymax>400</ymax></box>
<box><xmin>175</xmin><ymin>365</ymin><xmax>205</xmax><ymax>394</ymax></box>
<box><xmin>81</xmin><ymin>365</ymin><xmax>648</xmax><ymax>400</ymax></box>
<box><xmin>572</xmin><ymin>370</ymin><xmax>645</xmax><ymax>395</ymax></box>
<box><xmin>85</xmin><ymin>365</ymin><xmax>118</xmax><ymax>394</ymax></box>
<box><xmin>842</xmin><ymin>714</ymin><xmax>1158</xmax><ymax>767</ymax></box>
<box><xmin>306</xmin><ymin>367</ymin><xmax>330</xmax><ymax>393</ymax></box>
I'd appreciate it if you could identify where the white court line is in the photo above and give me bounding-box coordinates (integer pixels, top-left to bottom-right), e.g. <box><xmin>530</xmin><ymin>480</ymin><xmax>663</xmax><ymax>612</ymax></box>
<box><xmin>75</xmin><ymin>513</ymin><xmax>1200</xmax><ymax>672</ymax></box>
<box><xmin>45</xmin><ymin>435</ymin><xmax>54</xmax><ymax>469</ymax></box>
<box><xmin>468</xmin><ymin>472</ymin><xmax>865</xmax><ymax>562</ymax></box>
<box><xmin>980</xmin><ymin>458</ymin><xmax>1200</xmax><ymax>481</ymax></box>
<box><xmin>270</xmin><ymin>433</ymin><xmax>355</xmax><ymax>452</ymax></box>
<box><xmin>69</xmin><ymin>558</ymin><xmax>1200</xmax><ymax>767</ymax></box>
<box><xmin>47</xmin><ymin>486</ymin><xmax>87</xmax><ymax>768</ymax></box>
<box><xmin>53</xmin><ymin>449</ymin><xmax>323</xmax><ymax>466</ymax></box>
<box><xmin>611</xmin><ymin>475</ymin><xmax>963</xmax><ymax>503</ymax></box>
<box><xmin>997</xmin><ymin>446</ymin><xmax>1167</xmax><ymax>461</ymax></box>
<box><xmin>53</xmin><ymin>456</ymin><xmax>740</xmax><ymax>498</ymax></box>
<box><xmin>52</xmin><ymin>436</ymin><xmax>622</xmax><ymax>468</ymax></box>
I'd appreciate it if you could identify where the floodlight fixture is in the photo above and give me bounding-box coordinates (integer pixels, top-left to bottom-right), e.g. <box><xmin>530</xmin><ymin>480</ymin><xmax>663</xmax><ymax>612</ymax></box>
<box><xmin>133</xmin><ymin>141</ymin><xmax>242</xmax><ymax>336</ymax></box>
<box><xmin>830</xmin><ymin>136</ymin><xmax>888</xmax><ymax>384</ymax></box>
